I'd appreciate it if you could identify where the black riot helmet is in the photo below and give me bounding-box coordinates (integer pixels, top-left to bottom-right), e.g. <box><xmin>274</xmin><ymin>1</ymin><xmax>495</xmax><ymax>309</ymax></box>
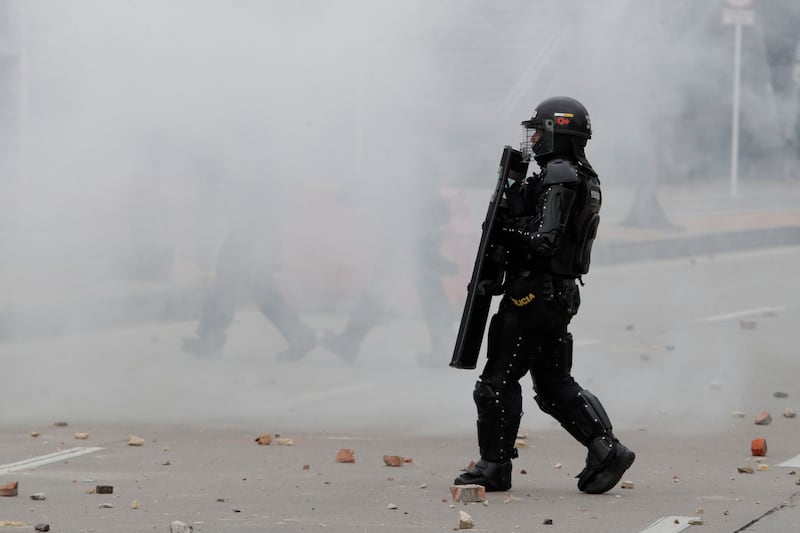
<box><xmin>520</xmin><ymin>96</ymin><xmax>592</xmax><ymax>164</ymax></box>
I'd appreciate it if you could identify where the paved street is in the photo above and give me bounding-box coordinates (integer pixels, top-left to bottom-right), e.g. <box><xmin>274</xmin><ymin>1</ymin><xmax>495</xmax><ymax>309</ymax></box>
<box><xmin>2</xmin><ymin>245</ymin><xmax>800</xmax><ymax>532</ymax></box>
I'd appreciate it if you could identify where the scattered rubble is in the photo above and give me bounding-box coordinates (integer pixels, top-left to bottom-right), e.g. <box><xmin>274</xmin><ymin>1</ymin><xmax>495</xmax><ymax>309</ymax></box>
<box><xmin>0</xmin><ymin>481</ymin><xmax>19</xmax><ymax>496</ymax></box>
<box><xmin>387</xmin><ymin>503</ymin><xmax>398</xmax><ymax>509</ymax></box>
<box><xmin>30</xmin><ymin>431</ymin><xmax>39</xmax><ymax>438</ymax></box>
<box><xmin>34</xmin><ymin>524</ymin><xmax>50</xmax><ymax>532</ymax></box>
<box><xmin>738</xmin><ymin>466</ymin><xmax>755</xmax><ymax>474</ymax></box>
<box><xmin>30</xmin><ymin>492</ymin><xmax>46</xmax><ymax>501</ymax></box>
<box><xmin>302</xmin><ymin>464</ymin><xmax>310</xmax><ymax>470</ymax></box>
<box><xmin>0</xmin><ymin>522</ymin><xmax>26</xmax><ymax>527</ymax></box>
<box><xmin>688</xmin><ymin>518</ymin><xmax>704</xmax><ymax>526</ymax></box>
<box><xmin>751</xmin><ymin>438</ymin><xmax>767</xmax><ymax>456</ymax></box>
<box><xmin>335</xmin><ymin>449</ymin><xmax>355</xmax><ymax>463</ymax></box>
<box><xmin>170</xmin><ymin>520</ymin><xmax>193</xmax><ymax>533</ymax></box>
<box><xmin>128</xmin><ymin>435</ymin><xmax>145</xmax><ymax>446</ymax></box>
<box><xmin>53</xmin><ymin>421</ymin><xmax>68</xmax><ymax>427</ymax></box>
<box><xmin>96</xmin><ymin>485</ymin><xmax>113</xmax><ymax>494</ymax></box>
<box><xmin>458</xmin><ymin>510</ymin><xmax>474</xmax><ymax>529</ymax></box>
<box><xmin>450</xmin><ymin>484</ymin><xmax>486</xmax><ymax>502</ymax></box>
<box><xmin>74</xmin><ymin>432</ymin><xmax>89</xmax><ymax>440</ymax></box>
<box><xmin>784</xmin><ymin>408</ymin><xmax>796</xmax><ymax>418</ymax></box>
<box><xmin>131</xmin><ymin>499</ymin><xmax>140</xmax><ymax>509</ymax></box>
<box><xmin>98</xmin><ymin>503</ymin><xmax>113</xmax><ymax>508</ymax></box>
<box><xmin>514</xmin><ymin>439</ymin><xmax>528</xmax><ymax>449</ymax></box>
<box><xmin>758</xmin><ymin>464</ymin><xmax>769</xmax><ymax>472</ymax></box>
<box><xmin>620</xmin><ymin>481</ymin><xmax>635</xmax><ymax>489</ymax></box>
<box><xmin>543</xmin><ymin>518</ymin><xmax>554</xmax><ymax>525</ymax></box>
<box><xmin>383</xmin><ymin>455</ymin><xmax>405</xmax><ymax>467</ymax></box>
<box><xmin>754</xmin><ymin>412</ymin><xmax>772</xmax><ymax>426</ymax></box>
<box><xmin>255</xmin><ymin>434</ymin><xmax>272</xmax><ymax>445</ymax></box>
<box><xmin>275</xmin><ymin>438</ymin><xmax>294</xmax><ymax>446</ymax></box>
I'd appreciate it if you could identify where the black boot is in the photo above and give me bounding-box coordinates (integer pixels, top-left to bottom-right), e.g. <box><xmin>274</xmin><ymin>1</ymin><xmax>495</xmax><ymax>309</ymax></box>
<box><xmin>576</xmin><ymin>435</ymin><xmax>636</xmax><ymax>494</ymax></box>
<box><xmin>454</xmin><ymin>460</ymin><xmax>512</xmax><ymax>491</ymax></box>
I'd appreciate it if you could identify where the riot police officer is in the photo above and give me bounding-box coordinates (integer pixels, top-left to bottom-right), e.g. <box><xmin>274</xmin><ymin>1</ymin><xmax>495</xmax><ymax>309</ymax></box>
<box><xmin>454</xmin><ymin>96</ymin><xmax>635</xmax><ymax>494</ymax></box>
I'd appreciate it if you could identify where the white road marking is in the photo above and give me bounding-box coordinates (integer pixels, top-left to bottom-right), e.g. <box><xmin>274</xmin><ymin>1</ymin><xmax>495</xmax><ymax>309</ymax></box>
<box><xmin>776</xmin><ymin>454</ymin><xmax>800</xmax><ymax>468</ymax></box>
<box><xmin>696</xmin><ymin>306</ymin><xmax>784</xmax><ymax>323</ymax></box>
<box><xmin>0</xmin><ymin>447</ymin><xmax>104</xmax><ymax>474</ymax></box>
<box><xmin>639</xmin><ymin>516</ymin><xmax>702</xmax><ymax>532</ymax></box>
<box><xmin>575</xmin><ymin>339</ymin><xmax>600</xmax><ymax>347</ymax></box>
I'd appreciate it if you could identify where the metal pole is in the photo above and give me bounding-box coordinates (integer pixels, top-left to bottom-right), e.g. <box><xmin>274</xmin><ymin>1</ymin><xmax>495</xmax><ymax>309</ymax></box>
<box><xmin>730</xmin><ymin>22</ymin><xmax>742</xmax><ymax>197</ymax></box>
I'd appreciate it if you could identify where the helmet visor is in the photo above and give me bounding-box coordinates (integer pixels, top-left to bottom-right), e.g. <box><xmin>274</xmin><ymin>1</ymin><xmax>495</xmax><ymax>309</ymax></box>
<box><xmin>520</xmin><ymin>117</ymin><xmax>554</xmax><ymax>160</ymax></box>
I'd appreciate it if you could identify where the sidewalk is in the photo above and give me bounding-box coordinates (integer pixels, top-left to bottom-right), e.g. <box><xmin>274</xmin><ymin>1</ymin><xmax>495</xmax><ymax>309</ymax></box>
<box><xmin>592</xmin><ymin>179</ymin><xmax>800</xmax><ymax>264</ymax></box>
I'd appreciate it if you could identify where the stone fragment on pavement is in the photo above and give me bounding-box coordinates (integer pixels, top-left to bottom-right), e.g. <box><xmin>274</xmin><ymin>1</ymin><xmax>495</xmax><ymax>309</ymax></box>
<box><xmin>98</xmin><ymin>503</ymin><xmax>113</xmax><ymax>508</ymax></box>
<box><xmin>30</xmin><ymin>431</ymin><xmax>39</xmax><ymax>437</ymax></box>
<box><xmin>450</xmin><ymin>484</ymin><xmax>486</xmax><ymax>502</ymax></box>
<box><xmin>131</xmin><ymin>499</ymin><xmax>140</xmax><ymax>509</ymax></box>
<box><xmin>0</xmin><ymin>481</ymin><xmax>19</xmax><ymax>496</ymax></box>
<box><xmin>275</xmin><ymin>438</ymin><xmax>294</xmax><ymax>446</ymax></box>
<box><xmin>754</xmin><ymin>411</ymin><xmax>772</xmax><ymax>425</ymax></box>
<box><xmin>383</xmin><ymin>455</ymin><xmax>405</xmax><ymax>467</ymax></box>
<box><xmin>387</xmin><ymin>503</ymin><xmax>397</xmax><ymax>509</ymax></box>
<box><xmin>514</xmin><ymin>439</ymin><xmax>528</xmax><ymax>448</ymax></box>
<box><xmin>170</xmin><ymin>520</ymin><xmax>193</xmax><ymax>533</ymax></box>
<box><xmin>96</xmin><ymin>485</ymin><xmax>113</xmax><ymax>494</ymax></box>
<box><xmin>255</xmin><ymin>434</ymin><xmax>272</xmax><ymax>445</ymax></box>
<box><xmin>30</xmin><ymin>492</ymin><xmax>46</xmax><ymax>500</ymax></box>
<box><xmin>784</xmin><ymin>408</ymin><xmax>797</xmax><ymax>418</ymax></box>
<box><xmin>74</xmin><ymin>432</ymin><xmax>89</xmax><ymax>439</ymax></box>
<box><xmin>53</xmin><ymin>421</ymin><xmax>68</xmax><ymax>427</ymax></box>
<box><xmin>458</xmin><ymin>510</ymin><xmax>474</xmax><ymax>529</ymax></box>
<box><xmin>621</xmin><ymin>481</ymin><xmax>635</xmax><ymax>489</ymax></box>
<box><xmin>34</xmin><ymin>524</ymin><xmax>50</xmax><ymax>532</ymax></box>
<box><xmin>738</xmin><ymin>466</ymin><xmax>755</xmax><ymax>474</ymax></box>
<box><xmin>757</xmin><ymin>464</ymin><xmax>769</xmax><ymax>471</ymax></box>
<box><xmin>128</xmin><ymin>435</ymin><xmax>145</xmax><ymax>446</ymax></box>
<box><xmin>336</xmin><ymin>448</ymin><xmax>355</xmax><ymax>463</ymax></box>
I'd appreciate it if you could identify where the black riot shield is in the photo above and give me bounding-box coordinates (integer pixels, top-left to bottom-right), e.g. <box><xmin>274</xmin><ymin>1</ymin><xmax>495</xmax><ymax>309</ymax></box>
<box><xmin>450</xmin><ymin>146</ymin><xmax>529</xmax><ymax>369</ymax></box>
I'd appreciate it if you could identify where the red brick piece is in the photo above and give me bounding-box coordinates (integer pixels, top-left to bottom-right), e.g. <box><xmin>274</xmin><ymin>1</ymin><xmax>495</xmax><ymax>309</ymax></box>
<box><xmin>0</xmin><ymin>481</ymin><xmax>18</xmax><ymax>497</ymax></box>
<box><xmin>335</xmin><ymin>448</ymin><xmax>355</xmax><ymax>463</ymax></box>
<box><xmin>450</xmin><ymin>484</ymin><xmax>486</xmax><ymax>502</ymax></box>
<box><xmin>383</xmin><ymin>455</ymin><xmax>405</xmax><ymax>467</ymax></box>
<box><xmin>751</xmin><ymin>438</ymin><xmax>767</xmax><ymax>456</ymax></box>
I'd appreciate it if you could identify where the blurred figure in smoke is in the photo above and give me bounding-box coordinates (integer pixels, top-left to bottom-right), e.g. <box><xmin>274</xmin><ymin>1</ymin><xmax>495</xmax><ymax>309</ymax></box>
<box><xmin>454</xmin><ymin>97</ymin><xmax>634</xmax><ymax>494</ymax></box>
<box><xmin>320</xmin><ymin>165</ymin><xmax>457</xmax><ymax>368</ymax></box>
<box><xmin>182</xmin><ymin>175</ymin><xmax>316</xmax><ymax>360</ymax></box>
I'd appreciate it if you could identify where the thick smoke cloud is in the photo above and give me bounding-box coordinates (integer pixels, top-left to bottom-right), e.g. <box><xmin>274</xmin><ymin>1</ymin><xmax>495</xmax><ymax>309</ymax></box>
<box><xmin>1</xmin><ymin>1</ymin><xmax>798</xmax><ymax>430</ymax></box>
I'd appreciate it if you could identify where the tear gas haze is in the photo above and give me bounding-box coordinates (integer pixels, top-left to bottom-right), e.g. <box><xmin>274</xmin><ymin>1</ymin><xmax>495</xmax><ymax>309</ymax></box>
<box><xmin>1</xmin><ymin>1</ymin><xmax>799</xmax><ymax>436</ymax></box>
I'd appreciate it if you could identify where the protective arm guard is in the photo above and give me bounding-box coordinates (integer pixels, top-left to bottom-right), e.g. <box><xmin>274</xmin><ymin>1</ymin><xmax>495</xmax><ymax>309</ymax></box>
<box><xmin>500</xmin><ymin>159</ymin><xmax>579</xmax><ymax>256</ymax></box>
<box><xmin>500</xmin><ymin>187</ymin><xmax>577</xmax><ymax>256</ymax></box>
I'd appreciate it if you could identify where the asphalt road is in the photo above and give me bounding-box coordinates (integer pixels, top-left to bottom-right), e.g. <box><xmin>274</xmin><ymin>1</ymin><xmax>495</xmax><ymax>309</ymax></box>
<box><xmin>1</xmin><ymin>245</ymin><xmax>799</xmax><ymax>532</ymax></box>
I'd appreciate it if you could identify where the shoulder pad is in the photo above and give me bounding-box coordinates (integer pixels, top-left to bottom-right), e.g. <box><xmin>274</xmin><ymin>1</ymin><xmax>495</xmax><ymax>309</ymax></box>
<box><xmin>542</xmin><ymin>158</ymin><xmax>579</xmax><ymax>185</ymax></box>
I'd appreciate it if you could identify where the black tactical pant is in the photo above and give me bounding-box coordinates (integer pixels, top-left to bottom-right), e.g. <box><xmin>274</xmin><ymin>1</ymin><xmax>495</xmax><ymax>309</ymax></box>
<box><xmin>474</xmin><ymin>273</ymin><xmax>585</xmax><ymax>462</ymax></box>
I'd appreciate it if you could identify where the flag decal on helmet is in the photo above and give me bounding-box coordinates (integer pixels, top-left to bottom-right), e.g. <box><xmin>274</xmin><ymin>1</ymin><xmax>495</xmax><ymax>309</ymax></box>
<box><xmin>553</xmin><ymin>112</ymin><xmax>574</xmax><ymax>117</ymax></box>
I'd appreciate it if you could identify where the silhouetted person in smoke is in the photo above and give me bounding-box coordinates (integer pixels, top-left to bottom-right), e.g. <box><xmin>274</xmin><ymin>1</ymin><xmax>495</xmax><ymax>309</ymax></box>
<box><xmin>182</xmin><ymin>178</ymin><xmax>316</xmax><ymax>360</ymax></box>
<box><xmin>454</xmin><ymin>97</ymin><xmax>635</xmax><ymax>494</ymax></box>
<box><xmin>320</xmin><ymin>169</ymin><xmax>457</xmax><ymax>368</ymax></box>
